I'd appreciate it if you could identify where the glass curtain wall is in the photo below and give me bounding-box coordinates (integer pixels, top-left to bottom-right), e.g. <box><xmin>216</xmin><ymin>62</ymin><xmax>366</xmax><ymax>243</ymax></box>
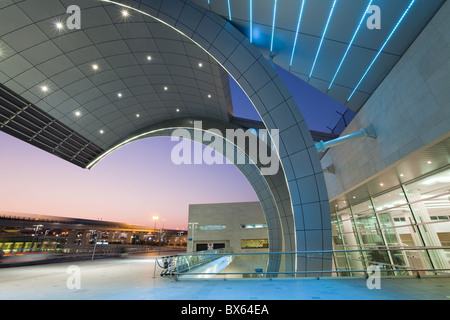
<box><xmin>332</xmin><ymin>167</ymin><xmax>450</xmax><ymax>276</ymax></box>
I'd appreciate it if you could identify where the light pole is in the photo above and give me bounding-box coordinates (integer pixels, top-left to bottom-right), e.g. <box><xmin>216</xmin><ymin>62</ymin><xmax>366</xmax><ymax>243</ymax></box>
<box><xmin>158</xmin><ymin>219</ymin><xmax>165</xmax><ymax>255</ymax></box>
<box><xmin>153</xmin><ymin>216</ymin><xmax>159</xmax><ymax>246</ymax></box>
<box><xmin>89</xmin><ymin>230</ymin><xmax>98</xmax><ymax>261</ymax></box>
<box><xmin>31</xmin><ymin>225</ymin><xmax>43</xmax><ymax>252</ymax></box>
<box><xmin>153</xmin><ymin>216</ymin><xmax>159</xmax><ymax>230</ymax></box>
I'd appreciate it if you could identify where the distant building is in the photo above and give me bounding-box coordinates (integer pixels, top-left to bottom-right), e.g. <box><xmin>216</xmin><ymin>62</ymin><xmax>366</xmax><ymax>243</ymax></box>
<box><xmin>0</xmin><ymin>212</ymin><xmax>186</xmax><ymax>254</ymax></box>
<box><xmin>187</xmin><ymin>202</ymin><xmax>268</xmax><ymax>254</ymax></box>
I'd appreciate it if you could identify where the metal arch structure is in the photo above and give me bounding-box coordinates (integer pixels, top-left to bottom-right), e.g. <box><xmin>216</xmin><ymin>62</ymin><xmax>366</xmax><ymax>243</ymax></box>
<box><xmin>0</xmin><ymin>0</ymin><xmax>333</xmax><ymax>274</ymax></box>
<box><xmin>87</xmin><ymin>116</ymin><xmax>293</xmax><ymax>275</ymax></box>
<box><xmin>111</xmin><ymin>0</ymin><xmax>333</xmax><ymax>274</ymax></box>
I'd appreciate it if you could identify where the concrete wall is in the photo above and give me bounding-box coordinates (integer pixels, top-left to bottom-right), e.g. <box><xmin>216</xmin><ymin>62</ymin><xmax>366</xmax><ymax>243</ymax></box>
<box><xmin>321</xmin><ymin>1</ymin><xmax>450</xmax><ymax>200</ymax></box>
<box><xmin>188</xmin><ymin>202</ymin><xmax>268</xmax><ymax>253</ymax></box>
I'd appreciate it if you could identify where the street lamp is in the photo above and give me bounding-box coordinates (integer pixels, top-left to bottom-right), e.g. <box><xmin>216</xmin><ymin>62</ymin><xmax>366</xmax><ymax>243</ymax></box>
<box><xmin>153</xmin><ymin>216</ymin><xmax>159</xmax><ymax>230</ymax></box>
<box><xmin>153</xmin><ymin>216</ymin><xmax>159</xmax><ymax>247</ymax></box>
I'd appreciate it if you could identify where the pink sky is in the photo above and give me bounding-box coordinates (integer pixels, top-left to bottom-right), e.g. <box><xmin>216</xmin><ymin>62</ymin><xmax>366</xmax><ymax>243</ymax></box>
<box><xmin>0</xmin><ymin>131</ymin><xmax>258</xmax><ymax>230</ymax></box>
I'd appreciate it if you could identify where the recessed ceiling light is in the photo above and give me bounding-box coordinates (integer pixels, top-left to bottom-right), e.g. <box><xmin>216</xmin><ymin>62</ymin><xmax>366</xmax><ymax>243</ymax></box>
<box><xmin>92</xmin><ymin>64</ymin><xmax>99</xmax><ymax>71</ymax></box>
<box><xmin>147</xmin><ymin>55</ymin><xmax>152</xmax><ymax>61</ymax></box>
<box><xmin>208</xmin><ymin>94</ymin><xmax>212</xmax><ymax>98</ymax></box>
<box><xmin>40</xmin><ymin>85</ymin><xmax>49</xmax><ymax>93</ymax></box>
<box><xmin>55</xmin><ymin>22</ymin><xmax>64</xmax><ymax>30</ymax></box>
<box><xmin>74</xmin><ymin>111</ymin><xmax>81</xmax><ymax>117</ymax></box>
<box><xmin>122</xmin><ymin>9</ymin><xmax>129</xmax><ymax>17</ymax></box>
<box><xmin>198</xmin><ymin>62</ymin><xmax>203</xmax><ymax>67</ymax></box>
<box><xmin>400</xmin><ymin>173</ymin><xmax>404</xmax><ymax>177</ymax></box>
<box><xmin>379</xmin><ymin>183</ymin><xmax>384</xmax><ymax>187</ymax></box>
<box><xmin>164</xmin><ymin>86</ymin><xmax>168</xmax><ymax>91</ymax></box>
<box><xmin>118</xmin><ymin>93</ymin><xmax>122</xmax><ymax>98</ymax></box>
<box><xmin>136</xmin><ymin>114</ymin><xmax>140</xmax><ymax>118</ymax></box>
<box><xmin>99</xmin><ymin>130</ymin><xmax>104</xmax><ymax>134</ymax></box>
<box><xmin>427</xmin><ymin>160</ymin><xmax>432</xmax><ymax>164</ymax></box>
<box><xmin>176</xmin><ymin>109</ymin><xmax>180</xmax><ymax>112</ymax></box>
<box><xmin>352</xmin><ymin>196</ymin><xmax>356</xmax><ymax>199</ymax></box>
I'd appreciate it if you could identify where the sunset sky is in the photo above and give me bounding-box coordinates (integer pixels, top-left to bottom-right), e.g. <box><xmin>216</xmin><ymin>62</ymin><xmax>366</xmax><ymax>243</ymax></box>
<box><xmin>0</xmin><ymin>66</ymin><xmax>347</xmax><ymax>230</ymax></box>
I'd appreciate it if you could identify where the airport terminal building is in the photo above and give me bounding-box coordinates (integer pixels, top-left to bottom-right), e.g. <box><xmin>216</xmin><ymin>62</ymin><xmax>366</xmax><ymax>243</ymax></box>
<box><xmin>0</xmin><ymin>0</ymin><xmax>449</xmax><ymax>278</ymax></box>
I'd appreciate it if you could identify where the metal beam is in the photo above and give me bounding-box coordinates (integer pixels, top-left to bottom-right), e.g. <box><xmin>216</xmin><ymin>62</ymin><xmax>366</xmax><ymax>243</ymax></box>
<box><xmin>315</xmin><ymin>125</ymin><xmax>377</xmax><ymax>152</ymax></box>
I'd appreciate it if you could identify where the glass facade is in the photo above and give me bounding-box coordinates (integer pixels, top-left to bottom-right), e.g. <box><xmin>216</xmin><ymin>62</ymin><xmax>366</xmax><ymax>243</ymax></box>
<box><xmin>331</xmin><ymin>167</ymin><xmax>450</xmax><ymax>276</ymax></box>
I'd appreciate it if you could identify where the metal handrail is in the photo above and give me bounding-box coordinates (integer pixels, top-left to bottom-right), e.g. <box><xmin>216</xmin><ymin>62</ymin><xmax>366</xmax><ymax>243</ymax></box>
<box><xmin>161</xmin><ymin>246</ymin><xmax>450</xmax><ymax>257</ymax></box>
<box><xmin>157</xmin><ymin>247</ymin><xmax>450</xmax><ymax>279</ymax></box>
<box><xmin>171</xmin><ymin>268</ymin><xmax>450</xmax><ymax>278</ymax></box>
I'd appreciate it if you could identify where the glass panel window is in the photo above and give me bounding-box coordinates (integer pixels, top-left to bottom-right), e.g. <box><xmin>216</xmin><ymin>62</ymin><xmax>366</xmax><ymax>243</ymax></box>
<box><xmin>351</xmin><ymin>199</ymin><xmax>374</xmax><ymax>217</ymax></box>
<box><xmin>404</xmin><ymin>168</ymin><xmax>450</xmax><ymax>270</ymax></box>
<box><xmin>198</xmin><ymin>225</ymin><xmax>226</xmax><ymax>231</ymax></box>
<box><xmin>241</xmin><ymin>224</ymin><xmax>267</xmax><ymax>229</ymax></box>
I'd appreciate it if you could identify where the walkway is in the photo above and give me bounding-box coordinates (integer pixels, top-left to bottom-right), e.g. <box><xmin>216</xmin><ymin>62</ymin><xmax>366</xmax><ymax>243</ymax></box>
<box><xmin>0</xmin><ymin>255</ymin><xmax>449</xmax><ymax>300</ymax></box>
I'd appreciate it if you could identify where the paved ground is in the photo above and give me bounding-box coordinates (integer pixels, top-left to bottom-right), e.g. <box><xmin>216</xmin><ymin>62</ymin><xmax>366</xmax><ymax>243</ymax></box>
<box><xmin>0</xmin><ymin>254</ymin><xmax>449</xmax><ymax>300</ymax></box>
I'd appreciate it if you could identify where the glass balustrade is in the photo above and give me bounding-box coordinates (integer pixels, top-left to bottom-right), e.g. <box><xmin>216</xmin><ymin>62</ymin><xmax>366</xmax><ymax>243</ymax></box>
<box><xmin>156</xmin><ymin>247</ymin><xmax>450</xmax><ymax>279</ymax></box>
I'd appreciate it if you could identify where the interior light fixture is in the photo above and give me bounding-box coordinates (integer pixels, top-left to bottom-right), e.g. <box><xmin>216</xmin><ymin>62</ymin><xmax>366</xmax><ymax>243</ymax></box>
<box><xmin>40</xmin><ymin>85</ymin><xmax>49</xmax><ymax>93</ymax></box>
<box><xmin>176</xmin><ymin>109</ymin><xmax>180</xmax><ymax>112</ymax></box>
<box><xmin>136</xmin><ymin>114</ymin><xmax>140</xmax><ymax>118</ymax></box>
<box><xmin>100</xmin><ymin>130</ymin><xmax>104</xmax><ymax>134</ymax></box>
<box><xmin>198</xmin><ymin>62</ymin><xmax>203</xmax><ymax>68</ymax></box>
<box><xmin>379</xmin><ymin>183</ymin><xmax>384</xmax><ymax>187</ymax></box>
<box><xmin>74</xmin><ymin>111</ymin><xmax>81</xmax><ymax>117</ymax></box>
<box><xmin>122</xmin><ymin>9</ymin><xmax>129</xmax><ymax>17</ymax></box>
<box><xmin>92</xmin><ymin>64</ymin><xmax>99</xmax><ymax>71</ymax></box>
<box><xmin>249</xmin><ymin>0</ymin><xmax>253</xmax><ymax>43</ymax></box>
<box><xmin>118</xmin><ymin>93</ymin><xmax>123</xmax><ymax>98</ymax></box>
<box><xmin>270</xmin><ymin>0</ymin><xmax>278</xmax><ymax>53</ymax></box>
<box><xmin>208</xmin><ymin>94</ymin><xmax>212</xmax><ymax>98</ymax></box>
<box><xmin>164</xmin><ymin>86</ymin><xmax>168</xmax><ymax>91</ymax></box>
<box><xmin>147</xmin><ymin>55</ymin><xmax>152</xmax><ymax>61</ymax></box>
<box><xmin>427</xmin><ymin>160</ymin><xmax>432</xmax><ymax>164</ymax></box>
<box><xmin>289</xmin><ymin>0</ymin><xmax>306</xmax><ymax>66</ymax></box>
<box><xmin>227</xmin><ymin>0</ymin><xmax>232</xmax><ymax>20</ymax></box>
<box><xmin>309</xmin><ymin>0</ymin><xmax>338</xmax><ymax>78</ymax></box>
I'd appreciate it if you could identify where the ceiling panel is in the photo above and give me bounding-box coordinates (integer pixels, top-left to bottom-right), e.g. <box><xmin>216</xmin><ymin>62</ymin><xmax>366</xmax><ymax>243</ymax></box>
<box><xmin>190</xmin><ymin>0</ymin><xmax>446</xmax><ymax>113</ymax></box>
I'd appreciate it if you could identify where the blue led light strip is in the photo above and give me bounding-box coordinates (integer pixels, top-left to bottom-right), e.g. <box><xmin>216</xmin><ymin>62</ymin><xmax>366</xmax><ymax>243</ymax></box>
<box><xmin>270</xmin><ymin>0</ymin><xmax>278</xmax><ymax>53</ymax></box>
<box><xmin>348</xmin><ymin>0</ymin><xmax>416</xmax><ymax>101</ymax></box>
<box><xmin>250</xmin><ymin>0</ymin><xmax>253</xmax><ymax>43</ymax></box>
<box><xmin>289</xmin><ymin>0</ymin><xmax>306</xmax><ymax>66</ymax></box>
<box><xmin>309</xmin><ymin>0</ymin><xmax>338</xmax><ymax>79</ymax></box>
<box><xmin>227</xmin><ymin>0</ymin><xmax>232</xmax><ymax>20</ymax></box>
<box><xmin>328</xmin><ymin>0</ymin><xmax>373</xmax><ymax>90</ymax></box>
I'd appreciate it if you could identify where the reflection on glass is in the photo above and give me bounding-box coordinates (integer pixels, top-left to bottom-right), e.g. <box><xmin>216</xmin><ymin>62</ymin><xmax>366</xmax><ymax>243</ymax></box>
<box><xmin>329</xmin><ymin>167</ymin><xmax>450</xmax><ymax>276</ymax></box>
